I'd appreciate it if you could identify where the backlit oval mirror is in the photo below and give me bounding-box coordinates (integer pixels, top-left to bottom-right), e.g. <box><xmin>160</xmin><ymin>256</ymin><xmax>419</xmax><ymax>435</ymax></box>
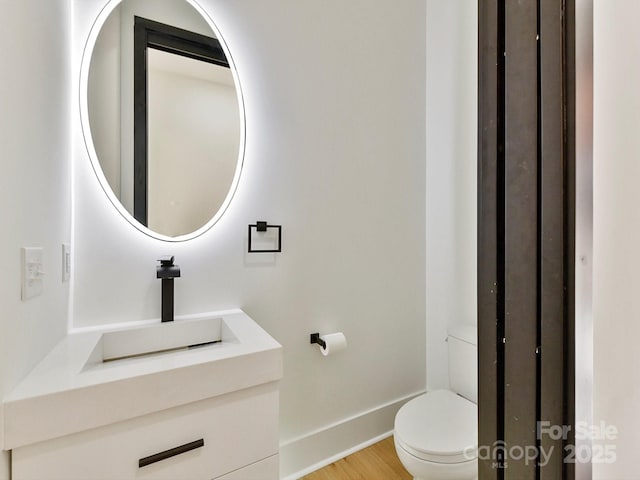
<box><xmin>81</xmin><ymin>0</ymin><xmax>244</xmax><ymax>241</ymax></box>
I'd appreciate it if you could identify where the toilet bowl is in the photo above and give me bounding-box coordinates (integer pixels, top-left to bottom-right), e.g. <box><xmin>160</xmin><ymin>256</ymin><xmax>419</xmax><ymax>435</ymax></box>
<box><xmin>394</xmin><ymin>325</ymin><xmax>478</xmax><ymax>479</ymax></box>
<box><xmin>394</xmin><ymin>390</ymin><xmax>477</xmax><ymax>479</ymax></box>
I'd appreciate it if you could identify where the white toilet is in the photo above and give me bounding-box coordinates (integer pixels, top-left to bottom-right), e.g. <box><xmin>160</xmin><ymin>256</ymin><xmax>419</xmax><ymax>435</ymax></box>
<box><xmin>394</xmin><ymin>325</ymin><xmax>478</xmax><ymax>480</ymax></box>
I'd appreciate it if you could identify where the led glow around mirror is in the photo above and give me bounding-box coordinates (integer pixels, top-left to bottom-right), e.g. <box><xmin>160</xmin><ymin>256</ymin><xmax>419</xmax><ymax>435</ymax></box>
<box><xmin>80</xmin><ymin>0</ymin><xmax>245</xmax><ymax>241</ymax></box>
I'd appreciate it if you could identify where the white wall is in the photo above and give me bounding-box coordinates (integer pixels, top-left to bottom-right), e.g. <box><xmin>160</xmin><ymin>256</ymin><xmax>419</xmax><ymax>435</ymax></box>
<box><xmin>0</xmin><ymin>0</ymin><xmax>72</xmax><ymax>475</ymax></box>
<box><xmin>593</xmin><ymin>1</ymin><xmax>640</xmax><ymax>478</ymax></box>
<box><xmin>425</xmin><ymin>0</ymin><xmax>478</xmax><ymax>391</ymax></box>
<box><xmin>73</xmin><ymin>0</ymin><xmax>426</xmax><ymax>476</ymax></box>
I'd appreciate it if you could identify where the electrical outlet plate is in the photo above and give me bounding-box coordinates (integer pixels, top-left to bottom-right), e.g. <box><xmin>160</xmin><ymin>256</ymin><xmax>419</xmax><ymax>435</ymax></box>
<box><xmin>22</xmin><ymin>247</ymin><xmax>44</xmax><ymax>301</ymax></box>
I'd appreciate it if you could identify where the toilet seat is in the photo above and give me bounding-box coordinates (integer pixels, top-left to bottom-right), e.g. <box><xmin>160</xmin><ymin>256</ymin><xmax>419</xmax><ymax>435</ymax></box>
<box><xmin>394</xmin><ymin>390</ymin><xmax>477</xmax><ymax>464</ymax></box>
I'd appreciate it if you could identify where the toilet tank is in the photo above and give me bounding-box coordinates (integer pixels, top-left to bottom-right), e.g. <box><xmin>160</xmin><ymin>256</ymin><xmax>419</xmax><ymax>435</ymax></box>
<box><xmin>447</xmin><ymin>324</ymin><xmax>477</xmax><ymax>403</ymax></box>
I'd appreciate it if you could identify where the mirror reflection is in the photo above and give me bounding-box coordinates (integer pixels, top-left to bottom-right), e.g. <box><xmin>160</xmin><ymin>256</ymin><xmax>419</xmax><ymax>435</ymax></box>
<box><xmin>87</xmin><ymin>0</ymin><xmax>242</xmax><ymax>238</ymax></box>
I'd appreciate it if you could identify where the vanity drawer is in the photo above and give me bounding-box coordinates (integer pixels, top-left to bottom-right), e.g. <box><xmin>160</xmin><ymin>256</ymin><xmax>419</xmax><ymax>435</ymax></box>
<box><xmin>12</xmin><ymin>382</ymin><xmax>279</xmax><ymax>480</ymax></box>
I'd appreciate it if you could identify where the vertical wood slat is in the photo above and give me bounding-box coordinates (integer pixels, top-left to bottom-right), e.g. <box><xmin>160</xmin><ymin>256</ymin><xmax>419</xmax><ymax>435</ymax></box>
<box><xmin>503</xmin><ymin>1</ymin><xmax>539</xmax><ymax>478</ymax></box>
<box><xmin>479</xmin><ymin>2</ymin><xmax>573</xmax><ymax>479</ymax></box>
<box><xmin>478</xmin><ymin>0</ymin><xmax>499</xmax><ymax>478</ymax></box>
<box><xmin>539</xmin><ymin>0</ymin><xmax>567</xmax><ymax>479</ymax></box>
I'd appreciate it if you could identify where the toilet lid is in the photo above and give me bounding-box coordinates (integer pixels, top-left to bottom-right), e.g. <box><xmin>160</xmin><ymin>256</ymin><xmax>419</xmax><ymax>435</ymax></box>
<box><xmin>394</xmin><ymin>390</ymin><xmax>477</xmax><ymax>464</ymax></box>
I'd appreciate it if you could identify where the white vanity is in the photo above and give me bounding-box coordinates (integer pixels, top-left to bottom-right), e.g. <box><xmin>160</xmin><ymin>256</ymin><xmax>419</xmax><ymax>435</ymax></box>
<box><xmin>2</xmin><ymin>310</ymin><xmax>282</xmax><ymax>480</ymax></box>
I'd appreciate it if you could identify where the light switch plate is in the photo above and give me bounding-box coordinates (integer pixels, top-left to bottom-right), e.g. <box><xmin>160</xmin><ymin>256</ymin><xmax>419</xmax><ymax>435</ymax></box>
<box><xmin>22</xmin><ymin>247</ymin><xmax>44</xmax><ymax>301</ymax></box>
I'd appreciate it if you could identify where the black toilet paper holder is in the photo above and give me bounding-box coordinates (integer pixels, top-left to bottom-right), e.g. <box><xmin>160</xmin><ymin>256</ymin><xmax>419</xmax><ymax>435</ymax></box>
<box><xmin>310</xmin><ymin>333</ymin><xmax>326</xmax><ymax>349</ymax></box>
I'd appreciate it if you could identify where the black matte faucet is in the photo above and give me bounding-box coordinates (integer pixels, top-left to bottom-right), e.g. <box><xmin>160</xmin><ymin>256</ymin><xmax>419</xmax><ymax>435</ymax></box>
<box><xmin>157</xmin><ymin>256</ymin><xmax>181</xmax><ymax>322</ymax></box>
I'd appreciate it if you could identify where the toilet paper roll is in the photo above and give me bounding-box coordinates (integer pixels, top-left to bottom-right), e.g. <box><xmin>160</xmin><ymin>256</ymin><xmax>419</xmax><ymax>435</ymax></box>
<box><xmin>319</xmin><ymin>332</ymin><xmax>347</xmax><ymax>356</ymax></box>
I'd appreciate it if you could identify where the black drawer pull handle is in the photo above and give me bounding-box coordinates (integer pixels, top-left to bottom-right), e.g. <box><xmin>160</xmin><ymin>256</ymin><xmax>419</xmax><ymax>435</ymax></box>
<box><xmin>139</xmin><ymin>439</ymin><xmax>204</xmax><ymax>468</ymax></box>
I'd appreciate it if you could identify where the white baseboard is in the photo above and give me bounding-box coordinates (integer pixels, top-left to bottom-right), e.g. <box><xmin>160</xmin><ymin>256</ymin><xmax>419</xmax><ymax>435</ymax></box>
<box><xmin>279</xmin><ymin>390</ymin><xmax>424</xmax><ymax>480</ymax></box>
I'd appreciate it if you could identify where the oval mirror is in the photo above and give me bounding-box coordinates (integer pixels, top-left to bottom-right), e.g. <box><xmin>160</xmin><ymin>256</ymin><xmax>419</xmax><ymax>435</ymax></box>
<box><xmin>80</xmin><ymin>0</ymin><xmax>244</xmax><ymax>241</ymax></box>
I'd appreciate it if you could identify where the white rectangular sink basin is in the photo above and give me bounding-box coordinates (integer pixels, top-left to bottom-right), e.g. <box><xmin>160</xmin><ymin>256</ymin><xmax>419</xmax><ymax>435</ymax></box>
<box><xmin>2</xmin><ymin>309</ymin><xmax>282</xmax><ymax>450</ymax></box>
<box><xmin>85</xmin><ymin>316</ymin><xmax>234</xmax><ymax>365</ymax></box>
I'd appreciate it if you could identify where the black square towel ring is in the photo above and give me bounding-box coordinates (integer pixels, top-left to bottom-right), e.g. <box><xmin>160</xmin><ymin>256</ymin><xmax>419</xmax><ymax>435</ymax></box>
<box><xmin>248</xmin><ymin>221</ymin><xmax>282</xmax><ymax>253</ymax></box>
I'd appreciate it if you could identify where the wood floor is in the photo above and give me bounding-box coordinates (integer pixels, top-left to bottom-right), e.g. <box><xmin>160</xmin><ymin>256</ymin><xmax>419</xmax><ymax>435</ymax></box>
<box><xmin>300</xmin><ymin>436</ymin><xmax>412</xmax><ymax>480</ymax></box>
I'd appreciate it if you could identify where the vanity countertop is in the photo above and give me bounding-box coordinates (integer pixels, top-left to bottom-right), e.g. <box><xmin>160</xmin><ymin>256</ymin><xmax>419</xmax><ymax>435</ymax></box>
<box><xmin>2</xmin><ymin>309</ymin><xmax>282</xmax><ymax>450</ymax></box>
